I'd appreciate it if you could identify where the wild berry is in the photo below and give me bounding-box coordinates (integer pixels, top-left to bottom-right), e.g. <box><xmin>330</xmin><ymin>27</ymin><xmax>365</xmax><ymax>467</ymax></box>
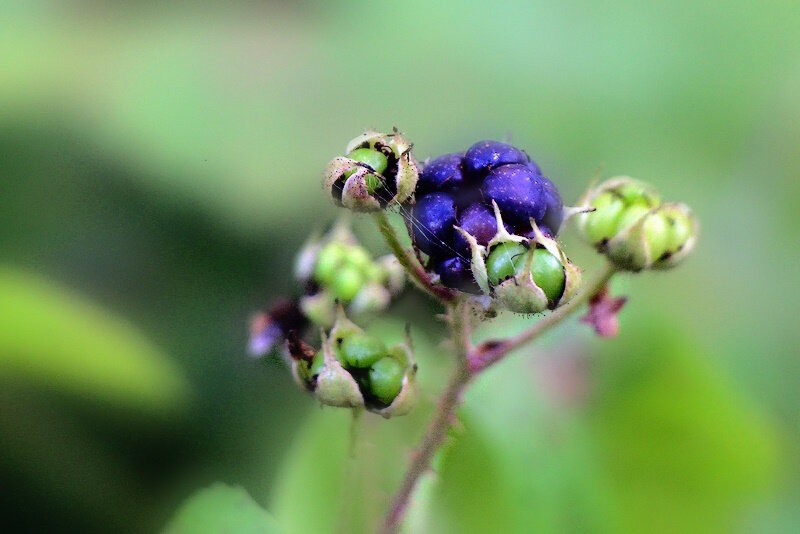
<box><xmin>453</xmin><ymin>203</ymin><xmax>504</xmax><ymax>257</ymax></box>
<box><xmin>411</xmin><ymin>192</ymin><xmax>457</xmax><ymax>257</ymax></box>
<box><xmin>368</xmin><ymin>357</ymin><xmax>405</xmax><ymax>405</ymax></box>
<box><xmin>339</xmin><ymin>333</ymin><xmax>387</xmax><ymax>368</ymax></box>
<box><xmin>288</xmin><ymin>309</ymin><xmax>417</xmax><ymax>417</ymax></box>
<box><xmin>417</xmin><ymin>153</ymin><xmax>465</xmax><ymax>194</ymax></box>
<box><xmin>324</xmin><ymin>130</ymin><xmax>419</xmax><ymax>211</ymax></box>
<box><xmin>433</xmin><ymin>256</ymin><xmax>481</xmax><ymax>294</ymax></box>
<box><xmin>409</xmin><ymin>140</ymin><xmax>567</xmax><ymax>299</ymax></box>
<box><xmin>481</xmin><ymin>164</ymin><xmax>546</xmax><ymax>228</ymax></box>
<box><xmin>576</xmin><ymin>177</ymin><xmax>697</xmax><ymax>271</ymax></box>
<box><xmin>463</xmin><ymin>140</ymin><xmax>529</xmax><ymax>180</ymax></box>
<box><xmin>295</xmin><ymin>221</ymin><xmax>405</xmax><ymax>328</ymax></box>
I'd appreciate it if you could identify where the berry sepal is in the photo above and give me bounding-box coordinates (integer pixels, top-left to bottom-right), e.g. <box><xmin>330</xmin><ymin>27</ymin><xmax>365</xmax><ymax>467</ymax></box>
<box><xmin>324</xmin><ymin>129</ymin><xmax>419</xmax><ymax>212</ymax></box>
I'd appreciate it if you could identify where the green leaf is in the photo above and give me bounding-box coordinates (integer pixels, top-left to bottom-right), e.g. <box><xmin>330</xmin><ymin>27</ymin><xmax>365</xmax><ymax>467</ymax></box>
<box><xmin>164</xmin><ymin>484</ymin><xmax>280</xmax><ymax>534</ymax></box>
<box><xmin>589</xmin><ymin>318</ymin><xmax>780</xmax><ymax>532</ymax></box>
<box><xmin>0</xmin><ymin>268</ymin><xmax>191</xmax><ymax>414</ymax></box>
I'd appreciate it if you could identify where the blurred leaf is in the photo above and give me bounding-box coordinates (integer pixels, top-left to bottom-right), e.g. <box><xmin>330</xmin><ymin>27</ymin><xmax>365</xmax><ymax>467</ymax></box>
<box><xmin>589</xmin><ymin>318</ymin><xmax>780</xmax><ymax>532</ymax></box>
<box><xmin>164</xmin><ymin>484</ymin><xmax>280</xmax><ymax>534</ymax></box>
<box><xmin>0</xmin><ymin>267</ymin><xmax>191</xmax><ymax>414</ymax></box>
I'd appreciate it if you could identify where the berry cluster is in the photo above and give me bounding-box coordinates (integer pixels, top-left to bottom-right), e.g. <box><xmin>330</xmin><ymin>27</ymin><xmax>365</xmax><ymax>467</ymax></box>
<box><xmin>410</xmin><ymin>140</ymin><xmax>564</xmax><ymax>294</ymax></box>
<box><xmin>291</xmin><ymin>310</ymin><xmax>417</xmax><ymax>418</ymax></box>
<box><xmin>576</xmin><ymin>177</ymin><xmax>697</xmax><ymax>271</ymax></box>
<box><xmin>294</xmin><ymin>221</ymin><xmax>404</xmax><ymax>328</ymax></box>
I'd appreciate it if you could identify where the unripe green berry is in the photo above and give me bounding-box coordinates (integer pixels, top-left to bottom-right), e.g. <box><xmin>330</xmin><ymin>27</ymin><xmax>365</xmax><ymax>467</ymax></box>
<box><xmin>330</xmin><ymin>264</ymin><xmax>364</xmax><ymax>302</ymax></box>
<box><xmin>314</xmin><ymin>242</ymin><xmax>346</xmax><ymax>284</ymax></box>
<box><xmin>616</xmin><ymin>182</ymin><xmax>658</xmax><ymax>207</ymax></box>
<box><xmin>345</xmin><ymin>246</ymin><xmax>372</xmax><ymax>270</ymax></box>
<box><xmin>364</xmin><ymin>262</ymin><xmax>387</xmax><ymax>283</ymax></box>
<box><xmin>665</xmin><ymin>211</ymin><xmax>692</xmax><ymax>251</ymax></box>
<box><xmin>339</xmin><ymin>333</ymin><xmax>387</xmax><ymax>368</ymax></box>
<box><xmin>585</xmin><ymin>192</ymin><xmax>626</xmax><ymax>243</ymax></box>
<box><xmin>347</xmin><ymin>147</ymin><xmax>388</xmax><ymax>175</ymax></box>
<box><xmin>309</xmin><ymin>350</ymin><xmax>325</xmax><ymax>377</ymax></box>
<box><xmin>616</xmin><ymin>204</ymin><xmax>651</xmax><ymax>233</ymax></box>
<box><xmin>643</xmin><ymin>213</ymin><xmax>669</xmax><ymax>261</ymax></box>
<box><xmin>530</xmin><ymin>248</ymin><xmax>566</xmax><ymax>303</ymax></box>
<box><xmin>486</xmin><ymin>242</ymin><xmax>528</xmax><ymax>285</ymax></box>
<box><xmin>368</xmin><ymin>356</ymin><xmax>404</xmax><ymax>405</ymax></box>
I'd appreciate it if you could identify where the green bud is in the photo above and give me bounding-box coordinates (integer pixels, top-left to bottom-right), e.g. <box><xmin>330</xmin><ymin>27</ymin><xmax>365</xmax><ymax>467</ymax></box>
<box><xmin>309</xmin><ymin>350</ymin><xmax>325</xmax><ymax>377</ymax></box>
<box><xmin>578</xmin><ymin>178</ymin><xmax>698</xmax><ymax>271</ymax></box>
<box><xmin>460</xmin><ymin>202</ymin><xmax>580</xmax><ymax>314</ymax></box>
<box><xmin>486</xmin><ymin>242</ymin><xmax>528</xmax><ymax>285</ymax></box>
<box><xmin>339</xmin><ymin>333</ymin><xmax>387</xmax><ymax>368</ymax></box>
<box><xmin>368</xmin><ymin>356</ymin><xmax>405</xmax><ymax>405</ymax></box>
<box><xmin>642</xmin><ymin>212</ymin><xmax>669</xmax><ymax>261</ymax></box>
<box><xmin>314</xmin><ymin>242</ymin><xmax>346</xmax><ymax>285</ymax></box>
<box><xmin>330</xmin><ymin>265</ymin><xmax>364</xmax><ymax>302</ymax></box>
<box><xmin>584</xmin><ymin>192</ymin><xmax>625</xmax><ymax>243</ymax></box>
<box><xmin>530</xmin><ymin>248</ymin><xmax>566</xmax><ymax>304</ymax></box>
<box><xmin>345</xmin><ymin>245</ymin><xmax>372</xmax><ymax>270</ymax></box>
<box><xmin>324</xmin><ymin>129</ymin><xmax>419</xmax><ymax>212</ymax></box>
<box><xmin>616</xmin><ymin>204</ymin><xmax>651</xmax><ymax>233</ymax></box>
<box><xmin>347</xmin><ymin>147</ymin><xmax>388</xmax><ymax>175</ymax></box>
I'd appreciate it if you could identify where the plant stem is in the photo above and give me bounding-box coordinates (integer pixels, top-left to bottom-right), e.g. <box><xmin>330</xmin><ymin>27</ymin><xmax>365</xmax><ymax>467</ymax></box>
<box><xmin>373</xmin><ymin>212</ymin><xmax>456</xmax><ymax>304</ymax></box>
<box><xmin>380</xmin><ymin>301</ymin><xmax>471</xmax><ymax>534</ymax></box>
<box><xmin>379</xmin><ymin>263</ymin><xmax>618</xmax><ymax>533</ymax></box>
<box><xmin>468</xmin><ymin>262</ymin><xmax>618</xmax><ymax>373</ymax></box>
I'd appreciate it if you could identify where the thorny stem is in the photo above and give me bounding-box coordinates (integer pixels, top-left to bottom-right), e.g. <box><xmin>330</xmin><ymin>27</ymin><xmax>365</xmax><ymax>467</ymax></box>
<box><xmin>380</xmin><ymin>262</ymin><xmax>618</xmax><ymax>533</ymax></box>
<box><xmin>373</xmin><ymin>212</ymin><xmax>456</xmax><ymax>304</ymax></box>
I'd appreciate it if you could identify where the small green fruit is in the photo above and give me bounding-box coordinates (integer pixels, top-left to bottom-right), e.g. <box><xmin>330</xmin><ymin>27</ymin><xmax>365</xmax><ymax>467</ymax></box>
<box><xmin>665</xmin><ymin>210</ymin><xmax>692</xmax><ymax>251</ymax></box>
<box><xmin>340</xmin><ymin>333</ymin><xmax>387</xmax><ymax>368</ymax></box>
<box><xmin>330</xmin><ymin>265</ymin><xmax>364</xmax><ymax>302</ymax></box>
<box><xmin>314</xmin><ymin>242</ymin><xmax>346</xmax><ymax>284</ymax></box>
<box><xmin>309</xmin><ymin>350</ymin><xmax>325</xmax><ymax>377</ymax></box>
<box><xmin>486</xmin><ymin>242</ymin><xmax>528</xmax><ymax>285</ymax></box>
<box><xmin>643</xmin><ymin>212</ymin><xmax>669</xmax><ymax>261</ymax></box>
<box><xmin>530</xmin><ymin>248</ymin><xmax>566</xmax><ymax>303</ymax></box>
<box><xmin>345</xmin><ymin>246</ymin><xmax>372</xmax><ymax>270</ymax></box>
<box><xmin>347</xmin><ymin>147</ymin><xmax>388</xmax><ymax>175</ymax></box>
<box><xmin>616</xmin><ymin>204</ymin><xmax>651</xmax><ymax>233</ymax></box>
<box><xmin>368</xmin><ymin>357</ymin><xmax>404</xmax><ymax>405</ymax></box>
<box><xmin>585</xmin><ymin>192</ymin><xmax>625</xmax><ymax>243</ymax></box>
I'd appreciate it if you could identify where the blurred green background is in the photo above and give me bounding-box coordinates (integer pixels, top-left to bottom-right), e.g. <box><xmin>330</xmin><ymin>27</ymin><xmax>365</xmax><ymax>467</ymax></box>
<box><xmin>1</xmin><ymin>1</ymin><xmax>798</xmax><ymax>532</ymax></box>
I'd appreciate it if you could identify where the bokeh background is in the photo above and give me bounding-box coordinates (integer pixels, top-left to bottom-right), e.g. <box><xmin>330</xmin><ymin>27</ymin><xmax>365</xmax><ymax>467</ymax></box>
<box><xmin>2</xmin><ymin>1</ymin><xmax>798</xmax><ymax>532</ymax></box>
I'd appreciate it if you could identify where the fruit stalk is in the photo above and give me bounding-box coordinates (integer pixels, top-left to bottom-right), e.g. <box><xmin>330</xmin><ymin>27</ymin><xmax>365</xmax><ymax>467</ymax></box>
<box><xmin>373</xmin><ymin>211</ymin><xmax>456</xmax><ymax>304</ymax></box>
<box><xmin>380</xmin><ymin>262</ymin><xmax>618</xmax><ymax>533</ymax></box>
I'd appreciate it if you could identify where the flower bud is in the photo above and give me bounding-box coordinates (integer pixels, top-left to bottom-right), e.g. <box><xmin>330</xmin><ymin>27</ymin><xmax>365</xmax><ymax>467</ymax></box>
<box><xmin>289</xmin><ymin>308</ymin><xmax>417</xmax><ymax>417</ymax></box>
<box><xmin>294</xmin><ymin>219</ymin><xmax>406</xmax><ymax>328</ymax></box>
<box><xmin>458</xmin><ymin>201</ymin><xmax>581</xmax><ymax>314</ymax></box>
<box><xmin>575</xmin><ymin>177</ymin><xmax>698</xmax><ymax>271</ymax></box>
<box><xmin>324</xmin><ymin>129</ymin><xmax>419</xmax><ymax>212</ymax></box>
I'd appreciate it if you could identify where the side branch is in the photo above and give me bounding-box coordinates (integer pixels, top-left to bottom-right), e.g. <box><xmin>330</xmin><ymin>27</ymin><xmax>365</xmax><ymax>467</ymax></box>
<box><xmin>373</xmin><ymin>211</ymin><xmax>456</xmax><ymax>304</ymax></box>
<box><xmin>468</xmin><ymin>262</ymin><xmax>618</xmax><ymax>374</ymax></box>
